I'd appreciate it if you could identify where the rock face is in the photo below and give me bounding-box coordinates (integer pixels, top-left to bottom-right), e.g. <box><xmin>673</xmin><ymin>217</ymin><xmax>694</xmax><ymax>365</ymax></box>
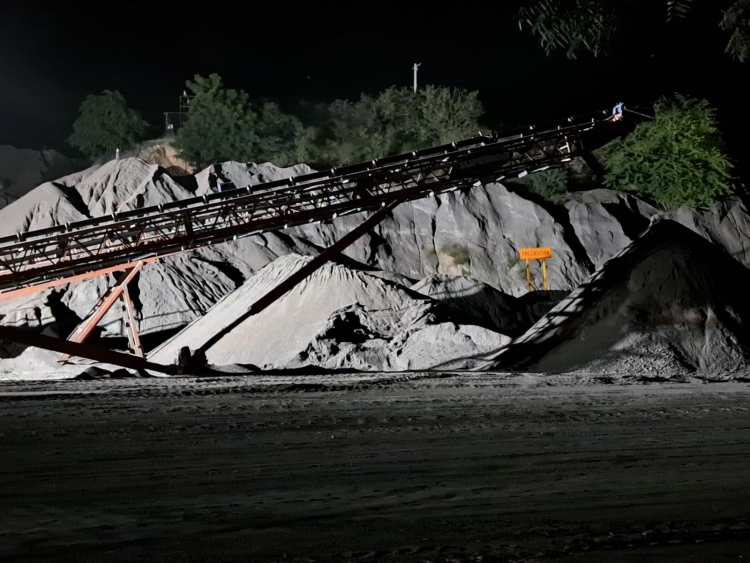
<box><xmin>288</xmin><ymin>182</ymin><xmax>596</xmax><ymax>296</ymax></box>
<box><xmin>666</xmin><ymin>197</ymin><xmax>750</xmax><ymax>271</ymax></box>
<box><xmin>487</xmin><ymin>220</ymin><xmax>750</xmax><ymax>375</ymax></box>
<box><xmin>0</xmin><ymin>146</ymin><xmax>86</xmax><ymax>210</ymax></box>
<box><xmin>565</xmin><ymin>189</ymin><xmax>658</xmax><ymax>268</ymax></box>
<box><xmin>150</xmin><ymin>255</ymin><xmax>510</xmax><ymax>370</ymax></box>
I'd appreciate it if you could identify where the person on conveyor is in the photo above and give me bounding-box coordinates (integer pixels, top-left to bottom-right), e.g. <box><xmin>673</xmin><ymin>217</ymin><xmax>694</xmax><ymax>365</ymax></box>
<box><xmin>353</xmin><ymin>174</ymin><xmax>376</xmax><ymax>200</ymax></box>
<box><xmin>56</xmin><ymin>236</ymin><xmax>68</xmax><ymax>258</ymax></box>
<box><xmin>612</xmin><ymin>102</ymin><xmax>625</xmax><ymax>121</ymax></box>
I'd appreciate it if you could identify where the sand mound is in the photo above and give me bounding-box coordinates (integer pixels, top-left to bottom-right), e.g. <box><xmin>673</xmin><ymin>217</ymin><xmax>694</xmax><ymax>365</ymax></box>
<box><xmin>0</xmin><ymin>158</ymin><xmax>195</xmax><ymax>238</ymax></box>
<box><xmin>0</xmin><ymin>146</ymin><xmax>85</xmax><ymax>210</ymax></box>
<box><xmin>75</xmin><ymin>158</ymin><xmax>195</xmax><ymax>215</ymax></box>
<box><xmin>0</xmin><ymin>157</ymin><xmax>321</xmax><ymax>352</ymax></box>
<box><xmin>0</xmin><ymin>182</ymin><xmax>88</xmax><ymax>236</ymax></box>
<box><xmin>487</xmin><ymin>220</ymin><xmax>750</xmax><ymax>375</ymax></box>
<box><xmin>292</xmin><ymin>302</ymin><xmax>509</xmax><ymax>371</ymax></box>
<box><xmin>194</xmin><ymin>161</ymin><xmax>315</xmax><ymax>195</ymax></box>
<box><xmin>150</xmin><ymin>255</ymin><xmax>509</xmax><ymax>370</ymax></box>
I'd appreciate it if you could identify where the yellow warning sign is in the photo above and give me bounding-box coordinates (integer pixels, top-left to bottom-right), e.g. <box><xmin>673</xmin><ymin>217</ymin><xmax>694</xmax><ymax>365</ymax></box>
<box><xmin>519</xmin><ymin>247</ymin><xmax>553</xmax><ymax>260</ymax></box>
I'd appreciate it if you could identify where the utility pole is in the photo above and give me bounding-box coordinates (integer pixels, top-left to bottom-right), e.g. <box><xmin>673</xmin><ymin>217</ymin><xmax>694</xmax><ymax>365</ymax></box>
<box><xmin>413</xmin><ymin>63</ymin><xmax>421</xmax><ymax>93</ymax></box>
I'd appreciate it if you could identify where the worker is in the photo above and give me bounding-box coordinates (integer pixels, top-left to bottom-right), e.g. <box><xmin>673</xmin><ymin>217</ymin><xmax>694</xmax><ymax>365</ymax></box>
<box><xmin>208</xmin><ymin>172</ymin><xmax>219</xmax><ymax>192</ymax></box>
<box><xmin>612</xmin><ymin>102</ymin><xmax>625</xmax><ymax>121</ymax></box>
<box><xmin>56</xmin><ymin>237</ymin><xmax>68</xmax><ymax>258</ymax></box>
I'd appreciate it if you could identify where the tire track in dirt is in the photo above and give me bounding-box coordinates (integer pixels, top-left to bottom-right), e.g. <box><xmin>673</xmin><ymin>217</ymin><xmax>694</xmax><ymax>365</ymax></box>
<box><xmin>1</xmin><ymin>377</ymin><xmax>750</xmax><ymax>562</ymax></box>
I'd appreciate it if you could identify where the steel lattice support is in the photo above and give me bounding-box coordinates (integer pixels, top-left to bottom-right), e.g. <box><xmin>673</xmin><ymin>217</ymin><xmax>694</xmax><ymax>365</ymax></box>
<box><xmin>59</xmin><ymin>262</ymin><xmax>143</xmax><ymax>362</ymax></box>
<box><xmin>121</xmin><ymin>285</ymin><xmax>144</xmax><ymax>358</ymax></box>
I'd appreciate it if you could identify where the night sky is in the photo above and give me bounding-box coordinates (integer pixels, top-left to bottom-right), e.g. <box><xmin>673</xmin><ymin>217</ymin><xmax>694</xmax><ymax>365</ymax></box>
<box><xmin>1</xmin><ymin>1</ymin><xmax>745</xmax><ymax>166</ymax></box>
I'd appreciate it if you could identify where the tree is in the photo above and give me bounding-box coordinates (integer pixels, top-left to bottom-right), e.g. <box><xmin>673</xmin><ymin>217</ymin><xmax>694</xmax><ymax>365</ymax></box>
<box><xmin>175</xmin><ymin>74</ymin><xmax>300</xmax><ymax>167</ymax></box>
<box><xmin>299</xmin><ymin>85</ymin><xmax>484</xmax><ymax>166</ymax></box>
<box><xmin>68</xmin><ymin>90</ymin><xmax>149</xmax><ymax>159</ymax></box>
<box><xmin>413</xmin><ymin>85</ymin><xmax>484</xmax><ymax>145</ymax></box>
<box><xmin>599</xmin><ymin>95</ymin><xmax>733</xmax><ymax>209</ymax></box>
<box><xmin>518</xmin><ymin>0</ymin><xmax>750</xmax><ymax>60</ymax></box>
<box><xmin>517</xmin><ymin>0</ymin><xmax>618</xmax><ymax>59</ymax></box>
<box><xmin>508</xmin><ymin>167</ymin><xmax>570</xmax><ymax>203</ymax></box>
<box><xmin>720</xmin><ymin>0</ymin><xmax>750</xmax><ymax>61</ymax></box>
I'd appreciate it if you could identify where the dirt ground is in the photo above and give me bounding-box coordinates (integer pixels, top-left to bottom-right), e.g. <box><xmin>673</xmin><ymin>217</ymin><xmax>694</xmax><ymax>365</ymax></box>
<box><xmin>1</xmin><ymin>372</ymin><xmax>750</xmax><ymax>562</ymax></box>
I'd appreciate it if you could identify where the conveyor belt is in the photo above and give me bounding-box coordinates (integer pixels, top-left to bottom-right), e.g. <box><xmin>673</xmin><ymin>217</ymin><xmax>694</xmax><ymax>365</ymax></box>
<box><xmin>0</xmin><ymin>109</ymin><xmax>623</xmax><ymax>294</ymax></box>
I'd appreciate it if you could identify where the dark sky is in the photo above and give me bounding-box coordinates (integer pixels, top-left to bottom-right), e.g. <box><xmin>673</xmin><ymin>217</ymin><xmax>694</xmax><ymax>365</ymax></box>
<box><xmin>0</xmin><ymin>1</ymin><xmax>745</xmax><ymax>163</ymax></box>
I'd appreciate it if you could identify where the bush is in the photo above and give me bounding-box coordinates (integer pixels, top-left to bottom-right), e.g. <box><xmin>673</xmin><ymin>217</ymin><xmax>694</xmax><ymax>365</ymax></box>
<box><xmin>600</xmin><ymin>95</ymin><xmax>733</xmax><ymax>209</ymax></box>
<box><xmin>440</xmin><ymin>244</ymin><xmax>470</xmax><ymax>266</ymax></box>
<box><xmin>511</xmin><ymin>167</ymin><xmax>569</xmax><ymax>202</ymax></box>
<box><xmin>68</xmin><ymin>91</ymin><xmax>149</xmax><ymax>159</ymax></box>
<box><xmin>297</xmin><ymin>85</ymin><xmax>484</xmax><ymax>167</ymax></box>
<box><xmin>175</xmin><ymin>74</ymin><xmax>300</xmax><ymax>167</ymax></box>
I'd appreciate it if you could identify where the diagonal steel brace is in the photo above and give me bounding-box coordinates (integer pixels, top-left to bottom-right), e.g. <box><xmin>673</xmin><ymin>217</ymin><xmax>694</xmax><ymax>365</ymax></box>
<box><xmin>59</xmin><ymin>261</ymin><xmax>144</xmax><ymax>361</ymax></box>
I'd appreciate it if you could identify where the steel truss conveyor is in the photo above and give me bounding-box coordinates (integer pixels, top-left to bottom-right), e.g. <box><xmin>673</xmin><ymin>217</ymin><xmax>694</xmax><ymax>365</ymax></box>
<box><xmin>0</xmin><ymin>109</ymin><xmax>623</xmax><ymax>298</ymax></box>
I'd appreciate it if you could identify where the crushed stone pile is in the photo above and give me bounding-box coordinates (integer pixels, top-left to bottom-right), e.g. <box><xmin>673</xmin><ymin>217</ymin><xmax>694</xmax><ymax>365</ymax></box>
<box><xmin>0</xmin><ymin>145</ymin><xmax>85</xmax><ymax>210</ymax></box>
<box><xmin>410</xmin><ymin>274</ymin><xmax>567</xmax><ymax>337</ymax></box>
<box><xmin>0</xmin><ymin>158</ymin><xmax>194</xmax><ymax>236</ymax></box>
<box><xmin>0</xmin><ymin>158</ymin><xmax>314</xmax><ymax>238</ymax></box>
<box><xmin>150</xmin><ymin>255</ymin><xmax>509</xmax><ymax>371</ymax></box>
<box><xmin>487</xmin><ymin>220</ymin><xmax>750</xmax><ymax>376</ymax></box>
<box><xmin>7</xmin><ymin>149</ymin><xmax>750</xmax><ymax>375</ymax></box>
<box><xmin>193</xmin><ymin>161</ymin><xmax>315</xmax><ymax>196</ymax></box>
<box><xmin>75</xmin><ymin>158</ymin><xmax>195</xmax><ymax>216</ymax></box>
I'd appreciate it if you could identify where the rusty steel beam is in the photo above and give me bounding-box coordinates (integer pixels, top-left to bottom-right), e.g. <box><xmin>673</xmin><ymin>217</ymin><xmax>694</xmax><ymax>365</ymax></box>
<box><xmin>121</xmin><ymin>285</ymin><xmax>144</xmax><ymax>358</ymax></box>
<box><xmin>0</xmin><ymin>325</ymin><xmax>177</xmax><ymax>375</ymax></box>
<box><xmin>59</xmin><ymin>262</ymin><xmax>144</xmax><ymax>361</ymax></box>
<box><xmin>0</xmin><ymin>253</ymin><xmax>175</xmax><ymax>301</ymax></box>
<box><xmin>197</xmin><ymin>199</ymin><xmax>401</xmax><ymax>354</ymax></box>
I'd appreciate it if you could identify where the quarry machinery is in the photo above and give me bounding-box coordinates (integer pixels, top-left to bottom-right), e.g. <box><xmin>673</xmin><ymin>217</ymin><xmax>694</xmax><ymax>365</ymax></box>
<box><xmin>0</xmin><ymin>108</ymin><xmax>632</xmax><ymax>373</ymax></box>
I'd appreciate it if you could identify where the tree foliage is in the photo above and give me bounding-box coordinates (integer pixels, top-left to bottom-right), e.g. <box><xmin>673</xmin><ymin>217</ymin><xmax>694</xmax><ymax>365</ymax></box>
<box><xmin>720</xmin><ymin>0</ymin><xmax>750</xmax><ymax>61</ymax></box>
<box><xmin>518</xmin><ymin>0</ymin><xmax>618</xmax><ymax>58</ymax></box>
<box><xmin>298</xmin><ymin>85</ymin><xmax>484</xmax><ymax>166</ymax></box>
<box><xmin>510</xmin><ymin>167</ymin><xmax>570</xmax><ymax>202</ymax></box>
<box><xmin>68</xmin><ymin>90</ymin><xmax>149</xmax><ymax>159</ymax></box>
<box><xmin>517</xmin><ymin>0</ymin><xmax>748</xmax><ymax>60</ymax></box>
<box><xmin>666</xmin><ymin>0</ymin><xmax>693</xmax><ymax>22</ymax></box>
<box><xmin>175</xmin><ymin>74</ymin><xmax>300</xmax><ymax>167</ymax></box>
<box><xmin>600</xmin><ymin>95</ymin><xmax>733</xmax><ymax>209</ymax></box>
